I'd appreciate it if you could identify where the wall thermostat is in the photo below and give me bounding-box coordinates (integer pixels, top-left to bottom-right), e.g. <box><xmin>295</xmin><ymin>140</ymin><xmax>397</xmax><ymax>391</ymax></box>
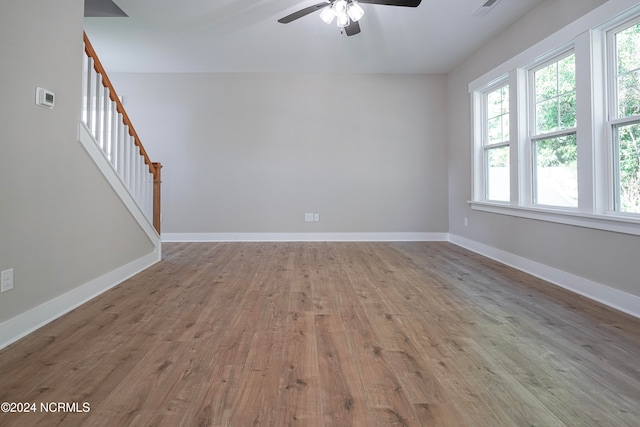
<box><xmin>35</xmin><ymin>87</ymin><xmax>55</xmax><ymax>108</ymax></box>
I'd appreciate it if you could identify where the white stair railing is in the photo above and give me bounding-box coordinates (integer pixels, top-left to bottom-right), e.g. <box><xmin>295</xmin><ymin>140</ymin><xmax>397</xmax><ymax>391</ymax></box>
<box><xmin>81</xmin><ymin>32</ymin><xmax>161</xmax><ymax>233</ymax></box>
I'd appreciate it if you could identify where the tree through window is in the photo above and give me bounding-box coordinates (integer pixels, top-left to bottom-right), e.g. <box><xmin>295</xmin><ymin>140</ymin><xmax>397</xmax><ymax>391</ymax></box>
<box><xmin>531</xmin><ymin>52</ymin><xmax>577</xmax><ymax>207</ymax></box>
<box><xmin>611</xmin><ymin>20</ymin><xmax>640</xmax><ymax>213</ymax></box>
<box><xmin>484</xmin><ymin>84</ymin><xmax>510</xmax><ymax>202</ymax></box>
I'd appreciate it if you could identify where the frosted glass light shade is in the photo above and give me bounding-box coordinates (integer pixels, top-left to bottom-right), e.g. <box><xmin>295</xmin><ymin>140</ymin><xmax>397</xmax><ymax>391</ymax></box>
<box><xmin>336</xmin><ymin>13</ymin><xmax>350</xmax><ymax>28</ymax></box>
<box><xmin>333</xmin><ymin>0</ymin><xmax>348</xmax><ymax>15</ymax></box>
<box><xmin>319</xmin><ymin>7</ymin><xmax>335</xmax><ymax>24</ymax></box>
<box><xmin>347</xmin><ymin>2</ymin><xmax>364</xmax><ymax>22</ymax></box>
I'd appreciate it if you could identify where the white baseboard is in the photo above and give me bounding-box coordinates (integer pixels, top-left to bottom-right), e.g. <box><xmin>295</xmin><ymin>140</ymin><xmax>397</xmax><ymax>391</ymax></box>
<box><xmin>162</xmin><ymin>232</ymin><xmax>450</xmax><ymax>242</ymax></box>
<box><xmin>0</xmin><ymin>249</ymin><xmax>160</xmax><ymax>351</ymax></box>
<box><xmin>449</xmin><ymin>234</ymin><xmax>640</xmax><ymax>319</ymax></box>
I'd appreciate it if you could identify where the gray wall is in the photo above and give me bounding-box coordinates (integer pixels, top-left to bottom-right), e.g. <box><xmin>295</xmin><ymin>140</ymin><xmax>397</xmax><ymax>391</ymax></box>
<box><xmin>111</xmin><ymin>73</ymin><xmax>449</xmax><ymax>234</ymax></box>
<box><xmin>0</xmin><ymin>0</ymin><xmax>155</xmax><ymax>323</ymax></box>
<box><xmin>447</xmin><ymin>0</ymin><xmax>640</xmax><ymax>297</ymax></box>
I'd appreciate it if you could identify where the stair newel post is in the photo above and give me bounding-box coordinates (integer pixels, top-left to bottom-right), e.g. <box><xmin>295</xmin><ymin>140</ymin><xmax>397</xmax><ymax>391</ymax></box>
<box><xmin>152</xmin><ymin>162</ymin><xmax>162</xmax><ymax>234</ymax></box>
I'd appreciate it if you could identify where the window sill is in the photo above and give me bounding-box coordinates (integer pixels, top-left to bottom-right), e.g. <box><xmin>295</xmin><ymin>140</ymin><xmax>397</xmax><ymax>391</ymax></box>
<box><xmin>468</xmin><ymin>201</ymin><xmax>640</xmax><ymax>236</ymax></box>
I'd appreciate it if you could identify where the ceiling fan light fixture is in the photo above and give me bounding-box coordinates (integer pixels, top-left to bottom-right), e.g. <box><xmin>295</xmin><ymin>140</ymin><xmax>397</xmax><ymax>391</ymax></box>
<box><xmin>333</xmin><ymin>0</ymin><xmax>348</xmax><ymax>14</ymax></box>
<box><xmin>333</xmin><ymin>0</ymin><xmax>348</xmax><ymax>15</ymax></box>
<box><xmin>319</xmin><ymin>7</ymin><xmax>336</xmax><ymax>24</ymax></box>
<box><xmin>336</xmin><ymin>13</ymin><xmax>350</xmax><ymax>28</ymax></box>
<box><xmin>278</xmin><ymin>0</ymin><xmax>415</xmax><ymax>36</ymax></box>
<box><xmin>347</xmin><ymin>2</ymin><xmax>364</xmax><ymax>22</ymax></box>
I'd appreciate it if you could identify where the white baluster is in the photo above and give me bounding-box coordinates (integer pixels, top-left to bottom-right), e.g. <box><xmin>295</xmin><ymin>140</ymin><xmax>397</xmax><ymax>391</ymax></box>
<box><xmin>142</xmin><ymin>171</ymin><xmax>149</xmax><ymax>219</ymax></box>
<box><xmin>140</xmin><ymin>157</ymin><xmax>146</xmax><ymax>210</ymax></box>
<box><xmin>147</xmin><ymin>171</ymin><xmax>154</xmax><ymax>221</ymax></box>
<box><xmin>86</xmin><ymin>58</ymin><xmax>94</xmax><ymax>130</ymax></box>
<box><xmin>116</xmin><ymin>115</ymin><xmax>124</xmax><ymax>176</ymax></box>
<box><xmin>138</xmin><ymin>158</ymin><xmax>145</xmax><ymax>212</ymax></box>
<box><xmin>145</xmin><ymin>164</ymin><xmax>152</xmax><ymax>220</ymax></box>
<box><xmin>131</xmin><ymin>149</ymin><xmax>138</xmax><ymax>201</ymax></box>
<box><xmin>88</xmin><ymin>62</ymin><xmax>96</xmax><ymax>132</ymax></box>
<box><xmin>109</xmin><ymin>102</ymin><xmax>118</xmax><ymax>169</ymax></box>
<box><xmin>137</xmin><ymin>152</ymin><xmax>144</xmax><ymax>205</ymax></box>
<box><xmin>94</xmin><ymin>74</ymin><xmax>102</xmax><ymax>143</ymax></box>
<box><xmin>130</xmin><ymin>139</ymin><xmax>137</xmax><ymax>194</ymax></box>
<box><xmin>81</xmin><ymin>51</ymin><xmax>88</xmax><ymax>125</ymax></box>
<box><xmin>136</xmin><ymin>155</ymin><xmax>143</xmax><ymax>207</ymax></box>
<box><xmin>122</xmin><ymin>125</ymin><xmax>130</xmax><ymax>187</ymax></box>
<box><xmin>108</xmin><ymin>100</ymin><xmax>116</xmax><ymax>164</ymax></box>
<box><xmin>102</xmin><ymin>87</ymin><xmax>110</xmax><ymax>157</ymax></box>
<box><xmin>126</xmin><ymin>137</ymin><xmax>132</xmax><ymax>192</ymax></box>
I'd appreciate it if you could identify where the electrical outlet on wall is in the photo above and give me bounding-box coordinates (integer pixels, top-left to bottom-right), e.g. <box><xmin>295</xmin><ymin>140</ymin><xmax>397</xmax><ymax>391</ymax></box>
<box><xmin>305</xmin><ymin>213</ymin><xmax>314</xmax><ymax>222</ymax></box>
<box><xmin>1</xmin><ymin>268</ymin><xmax>14</xmax><ymax>293</ymax></box>
<box><xmin>314</xmin><ymin>213</ymin><xmax>320</xmax><ymax>222</ymax></box>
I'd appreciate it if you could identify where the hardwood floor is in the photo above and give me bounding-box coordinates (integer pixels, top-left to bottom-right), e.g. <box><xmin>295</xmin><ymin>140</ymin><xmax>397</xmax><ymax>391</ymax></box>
<box><xmin>0</xmin><ymin>242</ymin><xmax>639</xmax><ymax>426</ymax></box>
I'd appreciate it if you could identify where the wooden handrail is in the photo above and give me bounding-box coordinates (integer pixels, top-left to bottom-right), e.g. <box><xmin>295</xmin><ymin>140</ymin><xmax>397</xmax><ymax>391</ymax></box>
<box><xmin>83</xmin><ymin>32</ymin><xmax>158</xmax><ymax>178</ymax></box>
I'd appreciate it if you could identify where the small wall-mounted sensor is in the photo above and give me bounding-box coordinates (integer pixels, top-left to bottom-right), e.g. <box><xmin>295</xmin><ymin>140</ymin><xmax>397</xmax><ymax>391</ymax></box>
<box><xmin>35</xmin><ymin>87</ymin><xmax>55</xmax><ymax>108</ymax></box>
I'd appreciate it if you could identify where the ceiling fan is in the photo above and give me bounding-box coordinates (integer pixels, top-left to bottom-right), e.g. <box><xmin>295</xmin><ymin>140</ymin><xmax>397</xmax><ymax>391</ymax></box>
<box><xmin>278</xmin><ymin>0</ymin><xmax>422</xmax><ymax>36</ymax></box>
<box><xmin>84</xmin><ymin>0</ymin><xmax>128</xmax><ymax>17</ymax></box>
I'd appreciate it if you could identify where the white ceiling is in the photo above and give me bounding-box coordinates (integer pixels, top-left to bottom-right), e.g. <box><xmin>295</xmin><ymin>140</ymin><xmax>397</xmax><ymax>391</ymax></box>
<box><xmin>83</xmin><ymin>0</ymin><xmax>547</xmax><ymax>74</ymax></box>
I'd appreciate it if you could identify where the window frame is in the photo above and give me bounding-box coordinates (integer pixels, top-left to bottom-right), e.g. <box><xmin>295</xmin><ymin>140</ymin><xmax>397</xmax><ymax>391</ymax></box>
<box><xmin>482</xmin><ymin>81</ymin><xmax>511</xmax><ymax>203</ymax></box>
<box><xmin>527</xmin><ymin>50</ymin><xmax>578</xmax><ymax>208</ymax></box>
<box><xmin>606</xmin><ymin>15</ymin><xmax>640</xmax><ymax>214</ymax></box>
<box><xmin>469</xmin><ymin>0</ymin><xmax>640</xmax><ymax>237</ymax></box>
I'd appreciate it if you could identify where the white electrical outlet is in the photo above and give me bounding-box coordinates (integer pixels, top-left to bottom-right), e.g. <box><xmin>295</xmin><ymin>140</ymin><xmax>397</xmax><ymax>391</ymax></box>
<box><xmin>464</xmin><ymin>217</ymin><xmax>468</xmax><ymax>227</ymax></box>
<box><xmin>305</xmin><ymin>213</ymin><xmax>314</xmax><ymax>222</ymax></box>
<box><xmin>314</xmin><ymin>213</ymin><xmax>320</xmax><ymax>222</ymax></box>
<box><xmin>1</xmin><ymin>268</ymin><xmax>14</xmax><ymax>293</ymax></box>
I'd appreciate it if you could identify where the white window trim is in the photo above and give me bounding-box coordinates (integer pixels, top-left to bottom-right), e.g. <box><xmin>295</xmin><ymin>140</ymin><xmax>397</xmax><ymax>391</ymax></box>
<box><xmin>470</xmin><ymin>201</ymin><xmax>640</xmax><ymax>235</ymax></box>
<box><xmin>481</xmin><ymin>80</ymin><xmax>511</xmax><ymax>202</ymax></box>
<box><xmin>468</xmin><ymin>0</ymin><xmax>640</xmax><ymax>237</ymax></box>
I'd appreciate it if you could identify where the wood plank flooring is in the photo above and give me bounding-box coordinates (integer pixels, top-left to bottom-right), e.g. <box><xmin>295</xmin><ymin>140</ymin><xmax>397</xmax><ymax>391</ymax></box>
<box><xmin>0</xmin><ymin>242</ymin><xmax>639</xmax><ymax>426</ymax></box>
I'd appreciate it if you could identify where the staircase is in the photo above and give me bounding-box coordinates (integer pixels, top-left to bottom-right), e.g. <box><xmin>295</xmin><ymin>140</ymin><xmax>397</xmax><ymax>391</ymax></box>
<box><xmin>79</xmin><ymin>33</ymin><xmax>162</xmax><ymax>241</ymax></box>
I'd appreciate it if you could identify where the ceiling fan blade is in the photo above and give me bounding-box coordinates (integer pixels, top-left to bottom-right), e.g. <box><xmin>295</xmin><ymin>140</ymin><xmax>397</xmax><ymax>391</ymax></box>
<box><xmin>278</xmin><ymin>3</ymin><xmax>330</xmax><ymax>24</ymax></box>
<box><xmin>358</xmin><ymin>0</ymin><xmax>421</xmax><ymax>6</ymax></box>
<box><xmin>84</xmin><ymin>0</ymin><xmax>128</xmax><ymax>17</ymax></box>
<box><xmin>345</xmin><ymin>20</ymin><xmax>361</xmax><ymax>36</ymax></box>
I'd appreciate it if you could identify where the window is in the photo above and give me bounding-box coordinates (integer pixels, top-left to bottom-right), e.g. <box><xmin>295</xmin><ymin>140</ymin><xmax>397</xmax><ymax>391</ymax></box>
<box><xmin>469</xmin><ymin>2</ymin><xmax>640</xmax><ymax>236</ymax></box>
<box><xmin>609</xmin><ymin>19</ymin><xmax>640</xmax><ymax>214</ymax></box>
<box><xmin>484</xmin><ymin>84</ymin><xmax>510</xmax><ymax>202</ymax></box>
<box><xmin>530</xmin><ymin>53</ymin><xmax>577</xmax><ymax>207</ymax></box>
